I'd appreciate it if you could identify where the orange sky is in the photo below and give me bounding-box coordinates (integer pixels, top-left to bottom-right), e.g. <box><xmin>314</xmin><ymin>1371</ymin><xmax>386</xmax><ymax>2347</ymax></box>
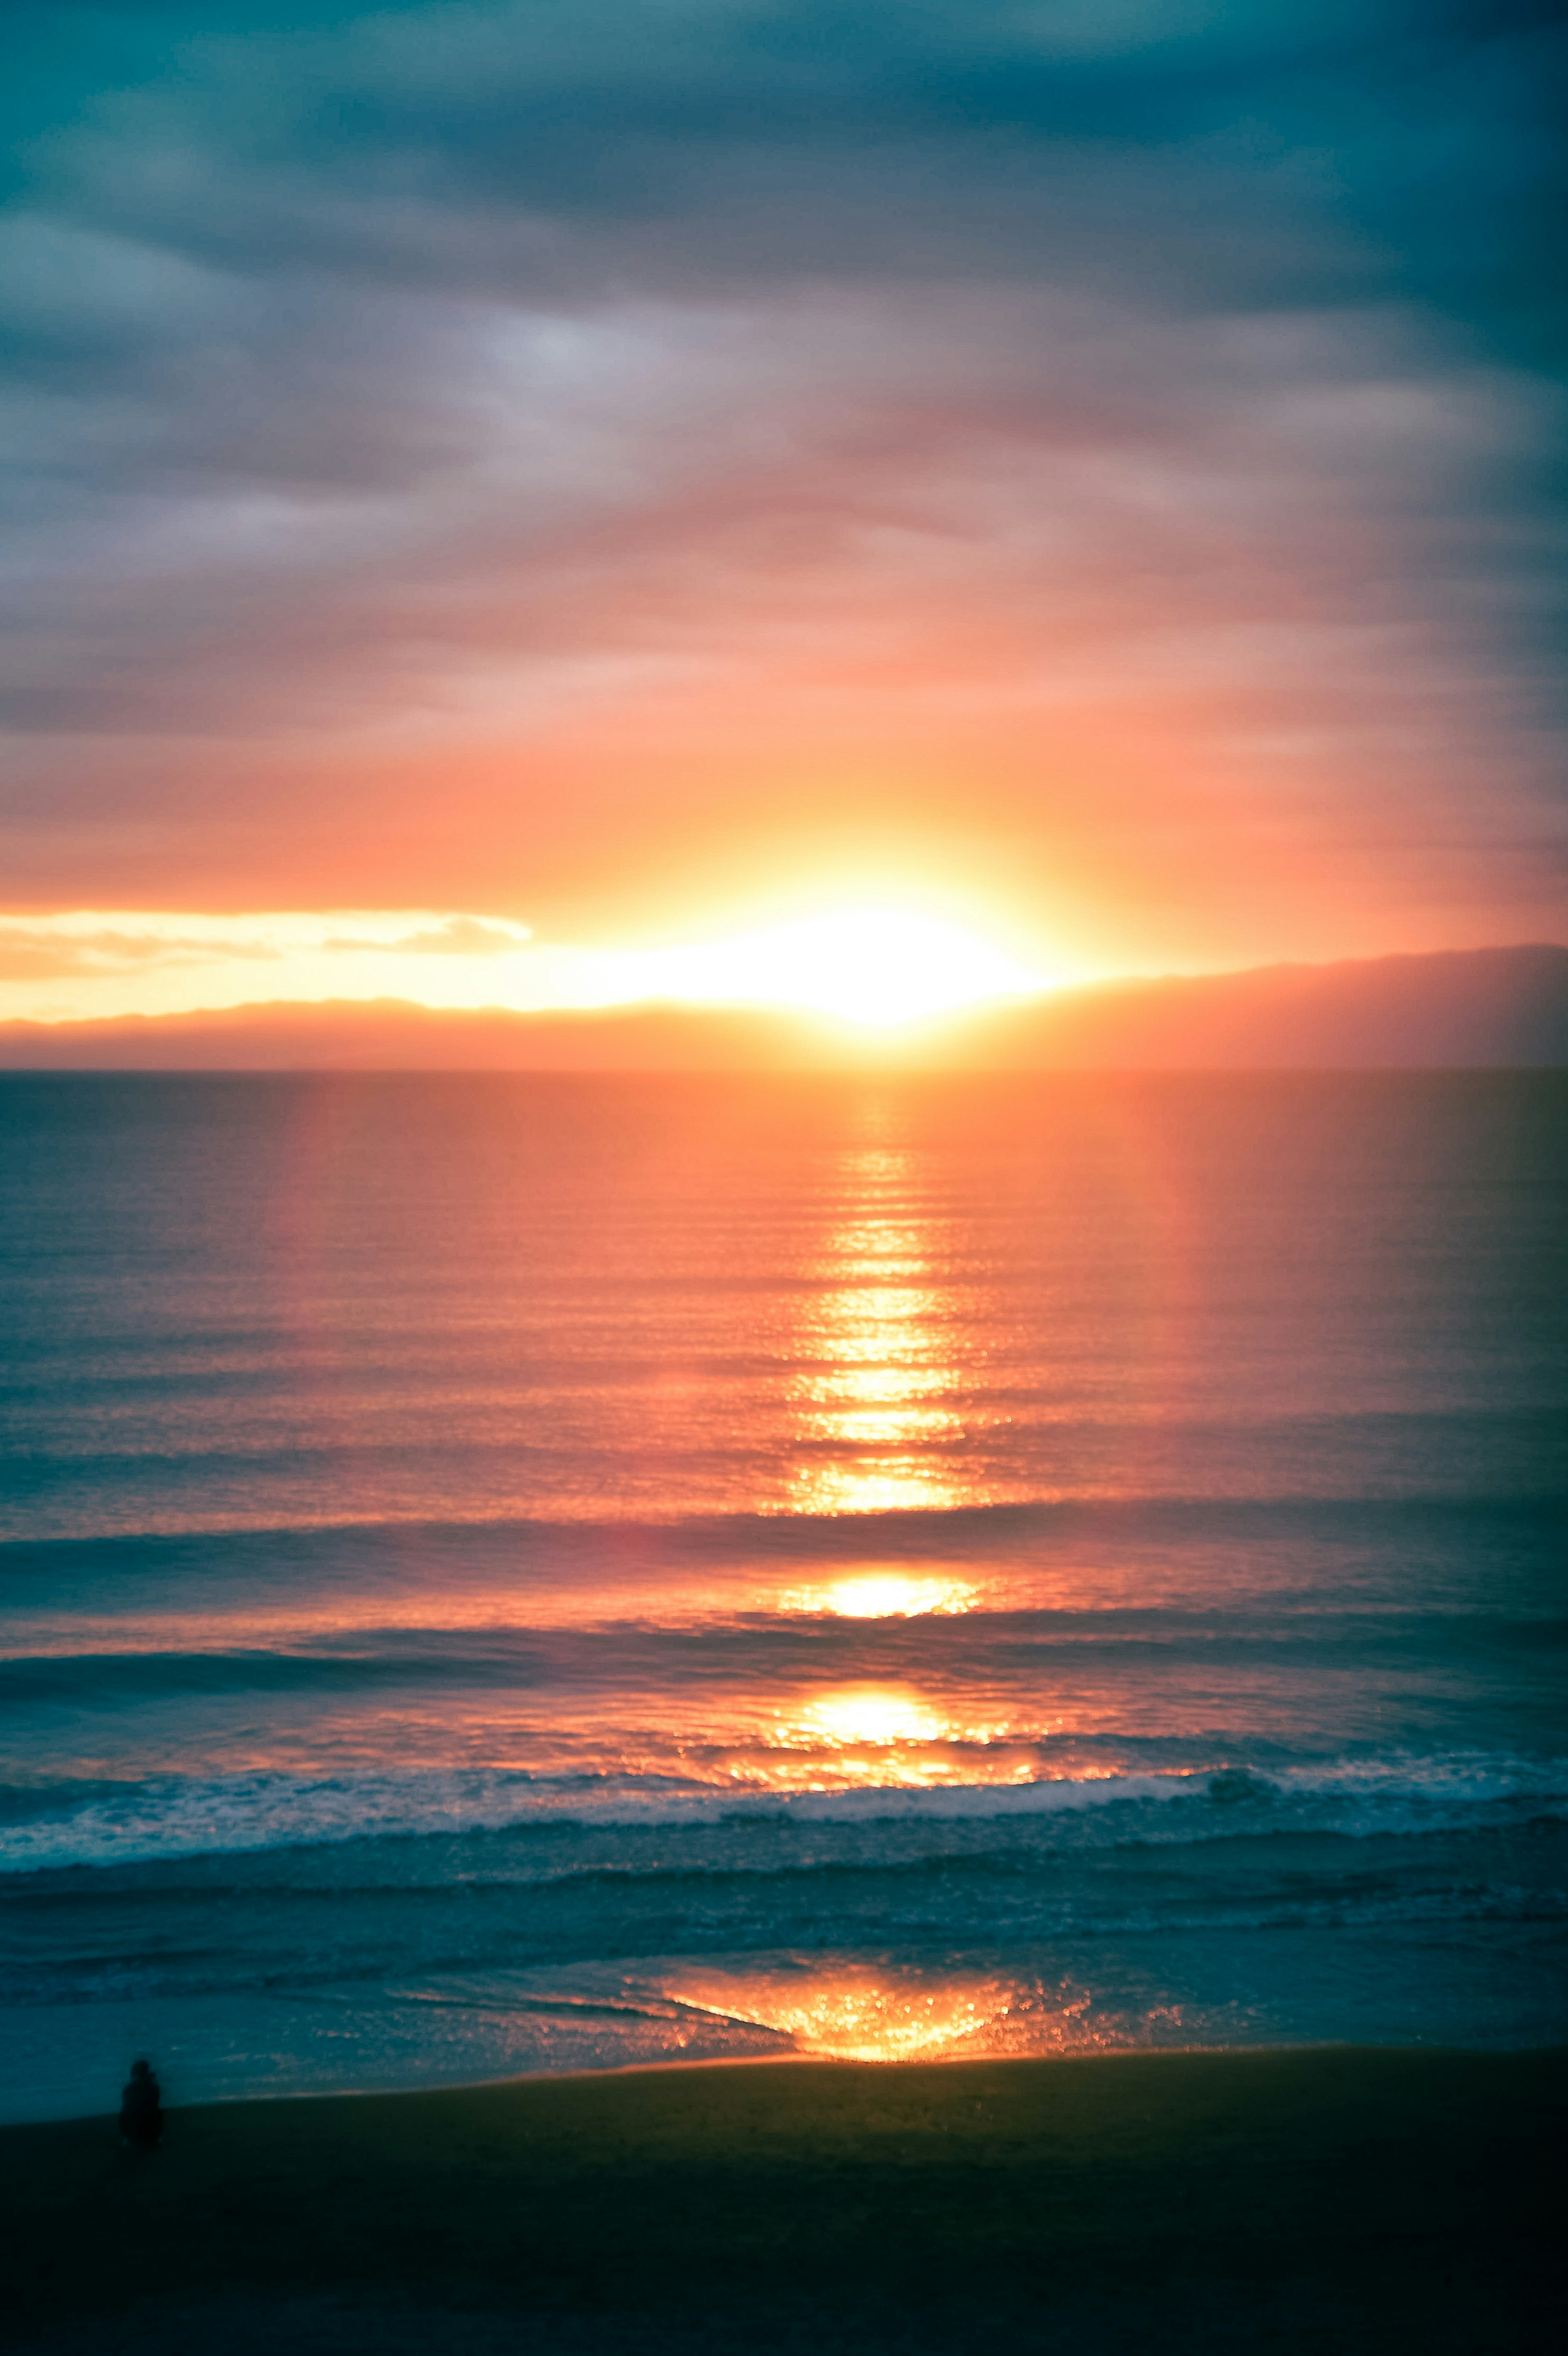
<box><xmin>2</xmin><ymin>5</ymin><xmax>1563</xmax><ymax>1022</ymax></box>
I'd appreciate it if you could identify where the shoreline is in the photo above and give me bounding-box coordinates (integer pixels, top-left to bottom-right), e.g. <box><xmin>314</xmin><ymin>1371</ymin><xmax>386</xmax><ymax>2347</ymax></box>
<box><xmin>17</xmin><ymin>2023</ymin><xmax>1563</xmax><ymax>2133</ymax></box>
<box><xmin>11</xmin><ymin>2025</ymin><xmax>1555</xmax><ymax>2128</ymax></box>
<box><xmin>9</xmin><ymin>2045</ymin><xmax>1564</xmax><ymax>2352</ymax></box>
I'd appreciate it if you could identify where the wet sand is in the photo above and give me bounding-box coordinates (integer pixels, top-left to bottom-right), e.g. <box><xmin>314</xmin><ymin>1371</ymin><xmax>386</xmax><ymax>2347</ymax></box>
<box><xmin>7</xmin><ymin>2048</ymin><xmax>1564</xmax><ymax>2354</ymax></box>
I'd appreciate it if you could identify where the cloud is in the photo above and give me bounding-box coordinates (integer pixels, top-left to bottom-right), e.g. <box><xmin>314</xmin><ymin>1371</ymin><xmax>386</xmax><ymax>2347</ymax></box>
<box><xmin>0</xmin><ymin>898</ymin><xmax>1054</xmax><ymax>1027</ymax></box>
<box><xmin>0</xmin><ymin>904</ymin><xmax>537</xmax><ymax>1027</ymax></box>
<box><xmin>326</xmin><ymin>915</ymin><xmax>532</xmax><ymax>955</ymax></box>
<box><xmin>0</xmin><ymin>2</ymin><xmax>1563</xmax><ymax>965</ymax></box>
<box><xmin>0</xmin><ymin>920</ymin><xmax>284</xmax><ymax>980</ymax></box>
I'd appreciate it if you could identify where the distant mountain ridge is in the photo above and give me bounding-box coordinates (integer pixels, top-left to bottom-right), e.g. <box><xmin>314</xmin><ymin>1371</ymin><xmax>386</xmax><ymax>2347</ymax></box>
<box><xmin>2</xmin><ymin>945</ymin><xmax>1566</xmax><ymax>1070</ymax></box>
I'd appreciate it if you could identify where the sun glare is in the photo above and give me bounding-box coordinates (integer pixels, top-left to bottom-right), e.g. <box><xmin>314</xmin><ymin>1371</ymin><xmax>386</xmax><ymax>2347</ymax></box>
<box><xmin>634</xmin><ymin>905</ymin><xmax>1048</xmax><ymax>1029</ymax></box>
<box><xmin>1</xmin><ymin>899</ymin><xmax>1059</xmax><ymax>1032</ymax></box>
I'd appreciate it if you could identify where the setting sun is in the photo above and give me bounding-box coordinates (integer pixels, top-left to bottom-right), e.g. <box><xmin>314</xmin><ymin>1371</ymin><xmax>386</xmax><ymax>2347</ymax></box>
<box><xmin>0</xmin><ymin>899</ymin><xmax>1056</xmax><ymax>1032</ymax></box>
<box><xmin>2</xmin><ymin>8</ymin><xmax>1558</xmax><ymax>2339</ymax></box>
<box><xmin>628</xmin><ymin>906</ymin><xmax>1049</xmax><ymax>1029</ymax></box>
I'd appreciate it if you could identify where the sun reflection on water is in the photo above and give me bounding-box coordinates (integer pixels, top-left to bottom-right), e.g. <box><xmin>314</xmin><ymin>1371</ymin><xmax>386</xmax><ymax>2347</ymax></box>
<box><xmin>805</xmin><ymin>1685</ymin><xmax>945</xmax><ymax>1746</ymax></box>
<box><xmin>749</xmin><ymin>1681</ymin><xmax>1029</xmax><ymax>1789</ymax></box>
<box><xmin>669</xmin><ymin>1965</ymin><xmax>1018</xmax><ymax>2062</ymax></box>
<box><xmin>788</xmin><ymin>1140</ymin><xmax>973</xmax><ymax>1515</ymax></box>
<box><xmin>785</xmin><ymin>1571</ymin><xmax>980</xmax><ymax>1618</ymax></box>
<box><xmin>795</xmin><ymin>1463</ymin><xmax>966</xmax><ymax>1513</ymax></box>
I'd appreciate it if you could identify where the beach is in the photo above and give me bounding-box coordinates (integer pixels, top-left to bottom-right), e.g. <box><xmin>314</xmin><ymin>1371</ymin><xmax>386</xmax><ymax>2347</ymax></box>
<box><xmin>7</xmin><ymin>0</ymin><xmax>1566</xmax><ymax>2345</ymax></box>
<box><xmin>5</xmin><ymin>1076</ymin><xmax>1565</xmax><ymax>2121</ymax></box>
<box><xmin>4</xmin><ymin>1075</ymin><xmax>1563</xmax><ymax>2351</ymax></box>
<box><xmin>9</xmin><ymin>2048</ymin><xmax>1565</xmax><ymax>2353</ymax></box>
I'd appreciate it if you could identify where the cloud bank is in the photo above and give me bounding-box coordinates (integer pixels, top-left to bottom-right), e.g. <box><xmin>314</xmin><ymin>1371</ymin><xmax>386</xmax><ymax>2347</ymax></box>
<box><xmin>2</xmin><ymin>2</ymin><xmax>1563</xmax><ymax>973</ymax></box>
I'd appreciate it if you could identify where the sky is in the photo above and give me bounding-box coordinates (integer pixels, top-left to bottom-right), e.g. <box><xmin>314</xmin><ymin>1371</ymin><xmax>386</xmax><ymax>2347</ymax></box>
<box><xmin>2</xmin><ymin>2</ymin><xmax>1564</xmax><ymax>1026</ymax></box>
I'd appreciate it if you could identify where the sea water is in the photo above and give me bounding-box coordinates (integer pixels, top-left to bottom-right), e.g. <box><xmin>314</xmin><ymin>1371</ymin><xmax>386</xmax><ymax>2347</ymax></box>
<box><xmin>1</xmin><ymin>1071</ymin><xmax>1564</xmax><ymax>2120</ymax></box>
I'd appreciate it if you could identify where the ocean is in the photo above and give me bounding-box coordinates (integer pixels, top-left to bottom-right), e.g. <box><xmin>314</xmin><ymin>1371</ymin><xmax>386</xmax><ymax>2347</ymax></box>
<box><xmin>1</xmin><ymin>1070</ymin><xmax>1564</xmax><ymax>2122</ymax></box>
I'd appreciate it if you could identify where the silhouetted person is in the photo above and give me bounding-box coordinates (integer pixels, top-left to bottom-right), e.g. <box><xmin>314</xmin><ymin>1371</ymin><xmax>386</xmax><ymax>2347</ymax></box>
<box><xmin>119</xmin><ymin>2058</ymin><xmax>163</xmax><ymax>2151</ymax></box>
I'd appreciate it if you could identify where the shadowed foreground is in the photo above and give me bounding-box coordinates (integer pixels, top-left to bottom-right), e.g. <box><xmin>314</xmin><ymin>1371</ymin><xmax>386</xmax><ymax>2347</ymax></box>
<box><xmin>7</xmin><ymin>2049</ymin><xmax>1564</xmax><ymax>2354</ymax></box>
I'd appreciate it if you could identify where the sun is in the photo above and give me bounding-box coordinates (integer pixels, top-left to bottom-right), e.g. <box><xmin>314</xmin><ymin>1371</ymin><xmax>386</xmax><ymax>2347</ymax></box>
<box><xmin>635</xmin><ymin>905</ymin><xmax>1048</xmax><ymax>1029</ymax></box>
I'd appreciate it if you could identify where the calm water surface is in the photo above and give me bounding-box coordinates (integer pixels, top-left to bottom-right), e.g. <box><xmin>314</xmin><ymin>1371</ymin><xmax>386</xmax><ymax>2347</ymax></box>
<box><xmin>1</xmin><ymin>1073</ymin><xmax>1564</xmax><ymax>2117</ymax></box>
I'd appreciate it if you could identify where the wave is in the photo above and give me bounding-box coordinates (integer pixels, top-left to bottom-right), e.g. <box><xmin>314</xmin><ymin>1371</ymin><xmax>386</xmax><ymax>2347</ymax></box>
<box><xmin>4</xmin><ymin>1596</ymin><xmax>1563</xmax><ymax>1713</ymax></box>
<box><xmin>8</xmin><ymin>1857</ymin><xmax>1564</xmax><ymax>2015</ymax></box>
<box><xmin>2</xmin><ymin>1750</ymin><xmax>1564</xmax><ymax>1875</ymax></box>
<box><xmin>0</xmin><ymin>1645</ymin><xmax>555</xmax><ymax>1704</ymax></box>
<box><xmin>4</xmin><ymin>1490</ymin><xmax>1564</xmax><ymax>1565</ymax></box>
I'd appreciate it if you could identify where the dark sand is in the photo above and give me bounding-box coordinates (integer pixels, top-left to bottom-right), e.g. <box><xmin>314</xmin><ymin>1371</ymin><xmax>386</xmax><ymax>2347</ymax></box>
<box><xmin>7</xmin><ymin>2049</ymin><xmax>1563</xmax><ymax>2354</ymax></box>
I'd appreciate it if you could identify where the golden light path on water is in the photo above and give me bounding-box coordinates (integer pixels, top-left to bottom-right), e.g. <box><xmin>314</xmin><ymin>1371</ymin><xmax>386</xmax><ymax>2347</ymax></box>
<box><xmin>665</xmin><ymin>1965</ymin><xmax>1023</xmax><ymax>2062</ymax></box>
<box><xmin>764</xmin><ymin>1140</ymin><xmax>1018</xmax><ymax>1795</ymax></box>
<box><xmin>789</xmin><ymin>1138</ymin><xmax>972</xmax><ymax>1516</ymax></box>
<box><xmin>743</xmin><ymin>1679</ymin><xmax>1043</xmax><ymax>1793</ymax></box>
<box><xmin>778</xmin><ymin>1571</ymin><xmax>980</xmax><ymax>1618</ymax></box>
<box><xmin>722</xmin><ymin>1112</ymin><xmax>1089</xmax><ymax>2063</ymax></box>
